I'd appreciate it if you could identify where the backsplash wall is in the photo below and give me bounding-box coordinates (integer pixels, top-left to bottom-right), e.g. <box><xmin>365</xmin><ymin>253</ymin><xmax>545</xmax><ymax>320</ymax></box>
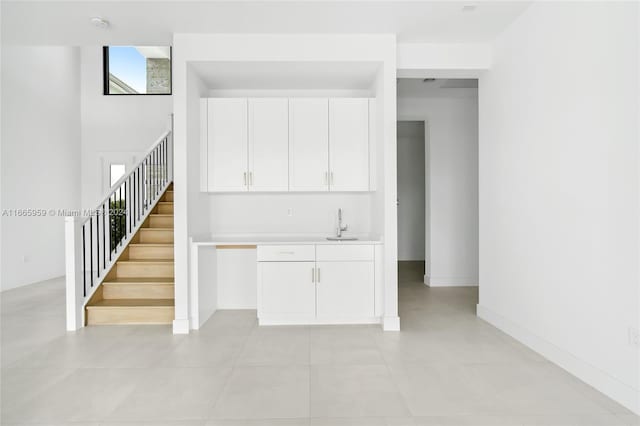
<box><xmin>208</xmin><ymin>193</ymin><xmax>373</xmax><ymax>236</ymax></box>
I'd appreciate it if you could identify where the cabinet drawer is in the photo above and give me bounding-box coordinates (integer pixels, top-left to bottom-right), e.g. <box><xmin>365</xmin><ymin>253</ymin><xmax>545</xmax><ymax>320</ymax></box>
<box><xmin>257</xmin><ymin>245</ymin><xmax>315</xmax><ymax>262</ymax></box>
<box><xmin>316</xmin><ymin>244</ymin><xmax>374</xmax><ymax>261</ymax></box>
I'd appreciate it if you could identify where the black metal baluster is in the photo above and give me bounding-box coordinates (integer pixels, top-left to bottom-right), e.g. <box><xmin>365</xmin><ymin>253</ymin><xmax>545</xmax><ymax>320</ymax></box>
<box><xmin>89</xmin><ymin>217</ymin><xmax>93</xmax><ymax>288</ymax></box>
<box><xmin>154</xmin><ymin>148</ymin><xmax>158</xmax><ymax>196</ymax></box>
<box><xmin>102</xmin><ymin>202</ymin><xmax>106</xmax><ymax>270</ymax></box>
<box><xmin>109</xmin><ymin>195</ymin><xmax>113</xmax><ymax>259</ymax></box>
<box><xmin>119</xmin><ymin>185</ymin><xmax>122</xmax><ymax>247</ymax></box>
<box><xmin>96</xmin><ymin>213</ymin><xmax>100</xmax><ymax>278</ymax></box>
<box><xmin>133</xmin><ymin>169</ymin><xmax>137</xmax><ymax>227</ymax></box>
<box><xmin>82</xmin><ymin>224</ymin><xmax>86</xmax><ymax>297</ymax></box>
<box><xmin>128</xmin><ymin>177</ymin><xmax>131</xmax><ymax>234</ymax></box>
<box><xmin>162</xmin><ymin>139</ymin><xmax>166</xmax><ymax>186</ymax></box>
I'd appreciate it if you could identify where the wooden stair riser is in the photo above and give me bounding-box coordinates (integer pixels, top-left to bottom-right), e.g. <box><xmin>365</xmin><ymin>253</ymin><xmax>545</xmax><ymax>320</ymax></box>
<box><xmin>149</xmin><ymin>215</ymin><xmax>173</xmax><ymax>228</ymax></box>
<box><xmin>102</xmin><ymin>283</ymin><xmax>174</xmax><ymax>299</ymax></box>
<box><xmin>86</xmin><ymin>306</ymin><xmax>174</xmax><ymax>325</ymax></box>
<box><xmin>156</xmin><ymin>202</ymin><xmax>173</xmax><ymax>214</ymax></box>
<box><xmin>128</xmin><ymin>245</ymin><xmax>174</xmax><ymax>260</ymax></box>
<box><xmin>163</xmin><ymin>191</ymin><xmax>174</xmax><ymax>202</ymax></box>
<box><xmin>116</xmin><ymin>262</ymin><xmax>174</xmax><ymax>279</ymax></box>
<box><xmin>139</xmin><ymin>229</ymin><xmax>174</xmax><ymax>243</ymax></box>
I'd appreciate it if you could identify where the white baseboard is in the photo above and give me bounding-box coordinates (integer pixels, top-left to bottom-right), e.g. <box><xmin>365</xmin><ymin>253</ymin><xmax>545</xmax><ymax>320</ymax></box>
<box><xmin>383</xmin><ymin>315</ymin><xmax>401</xmax><ymax>331</ymax></box>
<box><xmin>259</xmin><ymin>316</ymin><xmax>381</xmax><ymax>326</ymax></box>
<box><xmin>172</xmin><ymin>318</ymin><xmax>190</xmax><ymax>334</ymax></box>
<box><xmin>477</xmin><ymin>304</ymin><xmax>640</xmax><ymax>415</ymax></box>
<box><xmin>425</xmin><ymin>275</ymin><xmax>478</xmax><ymax>287</ymax></box>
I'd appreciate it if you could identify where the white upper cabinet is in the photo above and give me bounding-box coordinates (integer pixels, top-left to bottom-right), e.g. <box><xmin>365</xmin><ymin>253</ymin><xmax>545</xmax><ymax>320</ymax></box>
<box><xmin>288</xmin><ymin>98</ymin><xmax>330</xmax><ymax>192</ymax></box>
<box><xmin>203</xmin><ymin>97</ymin><xmax>373</xmax><ymax>193</ymax></box>
<box><xmin>207</xmin><ymin>98</ymin><xmax>248</xmax><ymax>192</ymax></box>
<box><xmin>329</xmin><ymin>98</ymin><xmax>370</xmax><ymax>191</ymax></box>
<box><xmin>248</xmin><ymin>98</ymin><xmax>289</xmax><ymax>192</ymax></box>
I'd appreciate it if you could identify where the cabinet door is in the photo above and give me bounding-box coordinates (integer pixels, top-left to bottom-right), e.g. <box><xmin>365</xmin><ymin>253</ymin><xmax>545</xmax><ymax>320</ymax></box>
<box><xmin>258</xmin><ymin>261</ymin><xmax>316</xmax><ymax>320</ymax></box>
<box><xmin>316</xmin><ymin>261</ymin><xmax>374</xmax><ymax>319</ymax></box>
<box><xmin>248</xmin><ymin>98</ymin><xmax>289</xmax><ymax>192</ymax></box>
<box><xmin>289</xmin><ymin>98</ymin><xmax>329</xmax><ymax>191</ymax></box>
<box><xmin>207</xmin><ymin>98</ymin><xmax>248</xmax><ymax>192</ymax></box>
<box><xmin>328</xmin><ymin>98</ymin><xmax>370</xmax><ymax>191</ymax></box>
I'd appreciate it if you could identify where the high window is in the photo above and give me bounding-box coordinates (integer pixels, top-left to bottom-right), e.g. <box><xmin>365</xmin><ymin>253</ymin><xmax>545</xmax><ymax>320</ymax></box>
<box><xmin>103</xmin><ymin>46</ymin><xmax>172</xmax><ymax>95</ymax></box>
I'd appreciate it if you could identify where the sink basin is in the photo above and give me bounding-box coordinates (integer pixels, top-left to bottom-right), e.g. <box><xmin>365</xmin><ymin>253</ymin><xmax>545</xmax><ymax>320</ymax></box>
<box><xmin>326</xmin><ymin>236</ymin><xmax>358</xmax><ymax>241</ymax></box>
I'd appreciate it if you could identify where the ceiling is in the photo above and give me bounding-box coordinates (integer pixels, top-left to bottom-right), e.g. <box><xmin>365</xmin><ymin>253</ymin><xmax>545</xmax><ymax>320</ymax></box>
<box><xmin>191</xmin><ymin>61</ymin><xmax>379</xmax><ymax>90</ymax></box>
<box><xmin>1</xmin><ymin>1</ymin><xmax>531</xmax><ymax>46</ymax></box>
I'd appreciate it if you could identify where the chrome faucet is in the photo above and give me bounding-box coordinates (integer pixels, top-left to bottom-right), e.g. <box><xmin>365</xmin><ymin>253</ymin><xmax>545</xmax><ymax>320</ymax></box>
<box><xmin>337</xmin><ymin>208</ymin><xmax>348</xmax><ymax>238</ymax></box>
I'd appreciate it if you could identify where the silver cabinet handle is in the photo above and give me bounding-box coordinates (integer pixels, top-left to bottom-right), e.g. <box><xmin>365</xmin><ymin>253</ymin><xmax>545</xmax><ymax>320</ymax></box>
<box><xmin>330</xmin><ymin>172</ymin><xmax>334</xmax><ymax>185</ymax></box>
<box><xmin>279</xmin><ymin>251</ymin><xmax>295</xmax><ymax>255</ymax></box>
<box><xmin>243</xmin><ymin>172</ymin><xmax>247</xmax><ymax>185</ymax></box>
<box><xmin>317</xmin><ymin>267</ymin><xmax>321</xmax><ymax>283</ymax></box>
<box><xmin>324</xmin><ymin>172</ymin><xmax>328</xmax><ymax>185</ymax></box>
<box><xmin>249</xmin><ymin>172</ymin><xmax>253</xmax><ymax>186</ymax></box>
<box><xmin>311</xmin><ymin>268</ymin><xmax>315</xmax><ymax>283</ymax></box>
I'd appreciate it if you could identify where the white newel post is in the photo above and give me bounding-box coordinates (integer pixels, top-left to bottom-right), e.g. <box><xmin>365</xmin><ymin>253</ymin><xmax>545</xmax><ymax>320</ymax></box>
<box><xmin>65</xmin><ymin>216</ymin><xmax>85</xmax><ymax>331</ymax></box>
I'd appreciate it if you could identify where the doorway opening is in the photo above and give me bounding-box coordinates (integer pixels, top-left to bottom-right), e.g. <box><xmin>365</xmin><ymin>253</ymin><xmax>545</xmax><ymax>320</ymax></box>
<box><xmin>396</xmin><ymin>77</ymin><xmax>480</xmax><ymax>316</ymax></box>
<box><xmin>397</xmin><ymin>121</ymin><xmax>427</xmax><ymax>286</ymax></box>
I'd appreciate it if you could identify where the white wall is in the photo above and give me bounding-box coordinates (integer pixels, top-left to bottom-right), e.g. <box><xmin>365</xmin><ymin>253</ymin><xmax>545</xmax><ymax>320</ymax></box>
<box><xmin>1</xmin><ymin>47</ymin><xmax>81</xmax><ymax>290</ymax></box>
<box><xmin>398</xmin><ymin>91</ymin><xmax>479</xmax><ymax>286</ymax></box>
<box><xmin>478</xmin><ymin>1</ymin><xmax>639</xmax><ymax>414</ymax></box>
<box><xmin>79</xmin><ymin>47</ymin><xmax>172</xmax><ymax>208</ymax></box>
<box><xmin>397</xmin><ymin>121</ymin><xmax>425</xmax><ymax>261</ymax></box>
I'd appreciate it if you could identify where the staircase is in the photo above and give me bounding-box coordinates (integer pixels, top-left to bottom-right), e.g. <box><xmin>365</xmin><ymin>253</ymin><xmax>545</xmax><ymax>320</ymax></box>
<box><xmin>85</xmin><ymin>185</ymin><xmax>174</xmax><ymax>325</ymax></box>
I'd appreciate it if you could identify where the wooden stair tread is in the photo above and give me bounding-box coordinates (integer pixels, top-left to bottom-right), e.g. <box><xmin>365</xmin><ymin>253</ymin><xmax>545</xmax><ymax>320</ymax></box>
<box><xmin>139</xmin><ymin>228</ymin><xmax>172</xmax><ymax>232</ymax></box>
<box><xmin>89</xmin><ymin>299</ymin><xmax>175</xmax><ymax>307</ymax></box>
<box><xmin>103</xmin><ymin>277</ymin><xmax>174</xmax><ymax>284</ymax></box>
<box><xmin>117</xmin><ymin>259</ymin><xmax>173</xmax><ymax>264</ymax></box>
<box><xmin>129</xmin><ymin>243</ymin><xmax>174</xmax><ymax>247</ymax></box>
<box><xmin>150</xmin><ymin>214</ymin><xmax>173</xmax><ymax>217</ymax></box>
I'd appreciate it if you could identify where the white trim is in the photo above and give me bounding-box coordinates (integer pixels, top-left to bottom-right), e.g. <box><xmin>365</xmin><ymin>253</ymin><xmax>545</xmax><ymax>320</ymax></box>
<box><xmin>477</xmin><ymin>304</ymin><xmax>640</xmax><ymax>416</ymax></box>
<box><xmin>383</xmin><ymin>315</ymin><xmax>400</xmax><ymax>331</ymax></box>
<box><xmin>425</xmin><ymin>276</ymin><xmax>478</xmax><ymax>287</ymax></box>
<box><xmin>259</xmin><ymin>316</ymin><xmax>380</xmax><ymax>326</ymax></box>
<box><xmin>172</xmin><ymin>318</ymin><xmax>190</xmax><ymax>334</ymax></box>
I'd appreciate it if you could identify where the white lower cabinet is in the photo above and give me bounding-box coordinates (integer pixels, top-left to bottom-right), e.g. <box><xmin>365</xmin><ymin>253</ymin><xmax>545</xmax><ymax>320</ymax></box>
<box><xmin>257</xmin><ymin>244</ymin><xmax>376</xmax><ymax>325</ymax></box>
<box><xmin>258</xmin><ymin>261</ymin><xmax>316</xmax><ymax>321</ymax></box>
<box><xmin>316</xmin><ymin>261</ymin><xmax>374</xmax><ymax>319</ymax></box>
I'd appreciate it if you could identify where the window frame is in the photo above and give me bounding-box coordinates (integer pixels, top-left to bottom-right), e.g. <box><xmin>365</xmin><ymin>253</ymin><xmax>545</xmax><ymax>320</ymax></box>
<box><xmin>102</xmin><ymin>46</ymin><xmax>173</xmax><ymax>96</ymax></box>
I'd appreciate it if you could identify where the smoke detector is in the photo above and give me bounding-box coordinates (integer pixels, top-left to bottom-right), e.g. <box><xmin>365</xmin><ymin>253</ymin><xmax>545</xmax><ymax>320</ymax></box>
<box><xmin>90</xmin><ymin>17</ymin><xmax>110</xmax><ymax>29</ymax></box>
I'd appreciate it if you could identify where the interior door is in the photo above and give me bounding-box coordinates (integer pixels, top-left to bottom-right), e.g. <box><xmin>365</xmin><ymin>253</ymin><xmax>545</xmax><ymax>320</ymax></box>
<box><xmin>288</xmin><ymin>98</ymin><xmax>329</xmax><ymax>191</ymax></box>
<box><xmin>248</xmin><ymin>98</ymin><xmax>289</xmax><ymax>191</ymax></box>
<box><xmin>207</xmin><ymin>98</ymin><xmax>248</xmax><ymax>192</ymax></box>
<box><xmin>316</xmin><ymin>261</ymin><xmax>374</xmax><ymax>318</ymax></box>
<box><xmin>329</xmin><ymin>98</ymin><xmax>370</xmax><ymax>191</ymax></box>
<box><xmin>259</xmin><ymin>261</ymin><xmax>316</xmax><ymax>319</ymax></box>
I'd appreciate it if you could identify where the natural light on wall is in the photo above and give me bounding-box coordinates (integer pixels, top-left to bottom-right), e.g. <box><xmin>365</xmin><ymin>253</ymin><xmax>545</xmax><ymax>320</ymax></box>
<box><xmin>103</xmin><ymin>46</ymin><xmax>172</xmax><ymax>95</ymax></box>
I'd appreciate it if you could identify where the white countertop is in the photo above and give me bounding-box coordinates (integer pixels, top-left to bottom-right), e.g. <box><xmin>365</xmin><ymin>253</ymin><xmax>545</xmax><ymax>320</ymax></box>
<box><xmin>190</xmin><ymin>234</ymin><xmax>383</xmax><ymax>246</ymax></box>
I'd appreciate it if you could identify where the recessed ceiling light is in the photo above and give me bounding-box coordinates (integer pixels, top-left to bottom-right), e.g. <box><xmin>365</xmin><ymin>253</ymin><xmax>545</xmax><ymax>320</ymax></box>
<box><xmin>462</xmin><ymin>4</ymin><xmax>477</xmax><ymax>12</ymax></box>
<box><xmin>90</xmin><ymin>17</ymin><xmax>110</xmax><ymax>29</ymax></box>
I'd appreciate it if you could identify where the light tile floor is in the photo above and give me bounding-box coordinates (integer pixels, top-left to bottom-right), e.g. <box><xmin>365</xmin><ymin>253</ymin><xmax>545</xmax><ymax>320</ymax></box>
<box><xmin>1</xmin><ymin>262</ymin><xmax>638</xmax><ymax>425</ymax></box>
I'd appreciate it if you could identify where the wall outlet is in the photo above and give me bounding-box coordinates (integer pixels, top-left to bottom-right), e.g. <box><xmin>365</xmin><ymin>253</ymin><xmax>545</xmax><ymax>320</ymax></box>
<box><xmin>22</xmin><ymin>255</ymin><xmax>29</xmax><ymax>263</ymax></box>
<box><xmin>628</xmin><ymin>327</ymin><xmax>640</xmax><ymax>347</ymax></box>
